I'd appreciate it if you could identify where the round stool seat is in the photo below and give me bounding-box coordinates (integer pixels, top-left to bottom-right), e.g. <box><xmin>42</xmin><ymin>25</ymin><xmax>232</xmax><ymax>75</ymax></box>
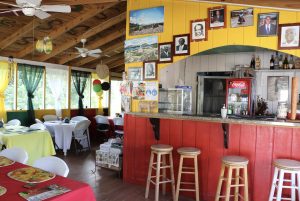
<box><xmin>273</xmin><ymin>159</ymin><xmax>300</xmax><ymax>170</ymax></box>
<box><xmin>222</xmin><ymin>155</ymin><xmax>249</xmax><ymax>165</ymax></box>
<box><xmin>151</xmin><ymin>144</ymin><xmax>173</xmax><ymax>152</ymax></box>
<box><xmin>177</xmin><ymin>147</ymin><xmax>201</xmax><ymax>155</ymax></box>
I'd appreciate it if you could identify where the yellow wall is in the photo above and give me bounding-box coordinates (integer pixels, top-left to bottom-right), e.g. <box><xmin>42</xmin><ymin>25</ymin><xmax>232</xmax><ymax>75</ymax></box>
<box><xmin>126</xmin><ymin>0</ymin><xmax>300</xmax><ymax>111</ymax></box>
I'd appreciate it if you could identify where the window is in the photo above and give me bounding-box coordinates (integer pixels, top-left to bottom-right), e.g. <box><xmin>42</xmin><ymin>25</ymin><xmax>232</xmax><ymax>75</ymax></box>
<box><xmin>17</xmin><ymin>70</ymin><xmax>44</xmax><ymax>110</ymax></box>
<box><xmin>110</xmin><ymin>80</ymin><xmax>122</xmax><ymax>117</ymax></box>
<box><xmin>45</xmin><ymin>68</ymin><xmax>68</xmax><ymax>109</ymax></box>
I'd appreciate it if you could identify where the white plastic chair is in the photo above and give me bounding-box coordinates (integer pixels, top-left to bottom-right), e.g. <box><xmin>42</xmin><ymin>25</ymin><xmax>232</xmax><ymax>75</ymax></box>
<box><xmin>30</xmin><ymin>123</ymin><xmax>46</xmax><ymax>130</ymax></box>
<box><xmin>6</xmin><ymin>119</ymin><xmax>21</xmax><ymax>126</ymax></box>
<box><xmin>43</xmin><ymin>115</ymin><xmax>58</xmax><ymax>122</ymax></box>
<box><xmin>33</xmin><ymin>156</ymin><xmax>69</xmax><ymax>177</ymax></box>
<box><xmin>71</xmin><ymin>116</ymin><xmax>88</xmax><ymax>122</ymax></box>
<box><xmin>35</xmin><ymin>118</ymin><xmax>43</xmax><ymax>123</ymax></box>
<box><xmin>95</xmin><ymin>115</ymin><xmax>110</xmax><ymax>141</ymax></box>
<box><xmin>73</xmin><ymin>120</ymin><xmax>91</xmax><ymax>153</ymax></box>
<box><xmin>0</xmin><ymin>147</ymin><xmax>28</xmax><ymax>164</ymax></box>
<box><xmin>113</xmin><ymin>117</ymin><xmax>124</xmax><ymax>136</ymax></box>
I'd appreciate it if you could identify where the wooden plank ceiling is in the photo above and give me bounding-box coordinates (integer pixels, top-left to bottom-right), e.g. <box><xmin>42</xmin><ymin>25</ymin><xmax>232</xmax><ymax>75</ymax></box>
<box><xmin>0</xmin><ymin>0</ymin><xmax>126</xmax><ymax>73</ymax></box>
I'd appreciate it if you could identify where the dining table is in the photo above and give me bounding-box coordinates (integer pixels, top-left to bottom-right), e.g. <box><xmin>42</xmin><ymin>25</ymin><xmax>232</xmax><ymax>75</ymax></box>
<box><xmin>0</xmin><ymin>158</ymin><xmax>96</xmax><ymax>201</ymax></box>
<box><xmin>0</xmin><ymin>126</ymin><xmax>56</xmax><ymax>165</ymax></box>
<box><xmin>44</xmin><ymin>121</ymin><xmax>77</xmax><ymax>156</ymax></box>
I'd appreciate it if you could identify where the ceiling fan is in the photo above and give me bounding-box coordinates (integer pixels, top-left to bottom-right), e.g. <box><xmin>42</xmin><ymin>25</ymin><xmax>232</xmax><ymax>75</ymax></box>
<box><xmin>0</xmin><ymin>0</ymin><xmax>71</xmax><ymax>19</ymax></box>
<box><xmin>74</xmin><ymin>39</ymin><xmax>102</xmax><ymax>58</ymax></box>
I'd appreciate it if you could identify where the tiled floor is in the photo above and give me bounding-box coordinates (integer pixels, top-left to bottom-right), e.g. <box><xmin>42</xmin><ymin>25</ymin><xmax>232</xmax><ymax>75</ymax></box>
<box><xmin>57</xmin><ymin>144</ymin><xmax>194</xmax><ymax>201</ymax></box>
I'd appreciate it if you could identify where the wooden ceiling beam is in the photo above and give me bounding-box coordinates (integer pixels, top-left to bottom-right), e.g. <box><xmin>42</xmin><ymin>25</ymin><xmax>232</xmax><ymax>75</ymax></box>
<box><xmin>0</xmin><ymin>19</ymin><xmax>43</xmax><ymax>51</ymax></box>
<box><xmin>15</xmin><ymin>2</ymin><xmax>117</xmax><ymax>59</ymax></box>
<box><xmin>43</xmin><ymin>0</ymin><xmax>126</xmax><ymax>5</ymax></box>
<box><xmin>36</xmin><ymin>12</ymin><xmax>126</xmax><ymax>62</ymax></box>
<box><xmin>71</xmin><ymin>39</ymin><xmax>124</xmax><ymax>66</ymax></box>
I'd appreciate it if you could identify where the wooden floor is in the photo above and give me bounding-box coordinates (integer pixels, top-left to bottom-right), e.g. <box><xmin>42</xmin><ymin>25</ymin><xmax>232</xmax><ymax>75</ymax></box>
<box><xmin>57</xmin><ymin>144</ymin><xmax>194</xmax><ymax>201</ymax></box>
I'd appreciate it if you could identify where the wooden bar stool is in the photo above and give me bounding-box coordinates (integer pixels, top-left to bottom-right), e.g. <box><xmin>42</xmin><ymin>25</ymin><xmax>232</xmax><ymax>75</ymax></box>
<box><xmin>215</xmin><ymin>155</ymin><xmax>249</xmax><ymax>201</ymax></box>
<box><xmin>175</xmin><ymin>147</ymin><xmax>201</xmax><ymax>201</ymax></box>
<box><xmin>268</xmin><ymin>159</ymin><xmax>300</xmax><ymax>201</ymax></box>
<box><xmin>145</xmin><ymin>144</ymin><xmax>176</xmax><ymax>201</ymax></box>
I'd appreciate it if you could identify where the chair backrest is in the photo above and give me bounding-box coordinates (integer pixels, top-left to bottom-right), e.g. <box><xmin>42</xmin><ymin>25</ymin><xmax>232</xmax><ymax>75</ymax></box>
<box><xmin>0</xmin><ymin>147</ymin><xmax>28</xmax><ymax>164</ymax></box>
<box><xmin>71</xmin><ymin>116</ymin><xmax>88</xmax><ymax>122</ymax></box>
<box><xmin>6</xmin><ymin>119</ymin><xmax>21</xmax><ymax>126</ymax></box>
<box><xmin>73</xmin><ymin>120</ymin><xmax>91</xmax><ymax>137</ymax></box>
<box><xmin>113</xmin><ymin>117</ymin><xmax>124</xmax><ymax>126</ymax></box>
<box><xmin>94</xmin><ymin>115</ymin><xmax>109</xmax><ymax>124</ymax></box>
<box><xmin>33</xmin><ymin>156</ymin><xmax>69</xmax><ymax>177</ymax></box>
<box><xmin>30</xmin><ymin>123</ymin><xmax>46</xmax><ymax>130</ymax></box>
<box><xmin>35</xmin><ymin>118</ymin><xmax>43</xmax><ymax>123</ymax></box>
<box><xmin>43</xmin><ymin>115</ymin><xmax>58</xmax><ymax>122</ymax></box>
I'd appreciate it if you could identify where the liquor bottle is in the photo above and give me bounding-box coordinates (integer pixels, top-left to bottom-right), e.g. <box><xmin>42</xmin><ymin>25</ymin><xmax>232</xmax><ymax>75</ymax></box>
<box><xmin>289</xmin><ymin>55</ymin><xmax>295</xmax><ymax>69</ymax></box>
<box><xmin>283</xmin><ymin>55</ymin><xmax>289</xmax><ymax>69</ymax></box>
<box><xmin>279</xmin><ymin>54</ymin><xmax>283</xmax><ymax>69</ymax></box>
<box><xmin>270</xmin><ymin>55</ymin><xmax>275</xmax><ymax>70</ymax></box>
<box><xmin>274</xmin><ymin>52</ymin><xmax>279</xmax><ymax>69</ymax></box>
<box><xmin>250</xmin><ymin>55</ymin><xmax>255</xmax><ymax>69</ymax></box>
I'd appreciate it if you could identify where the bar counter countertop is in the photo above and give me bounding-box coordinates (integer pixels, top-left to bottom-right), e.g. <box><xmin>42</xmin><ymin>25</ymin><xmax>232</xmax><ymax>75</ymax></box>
<box><xmin>126</xmin><ymin>112</ymin><xmax>300</xmax><ymax>128</ymax></box>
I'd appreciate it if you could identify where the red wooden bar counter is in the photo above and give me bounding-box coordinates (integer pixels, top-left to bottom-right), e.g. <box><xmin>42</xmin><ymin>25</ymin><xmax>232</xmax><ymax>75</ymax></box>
<box><xmin>123</xmin><ymin>113</ymin><xmax>300</xmax><ymax>201</ymax></box>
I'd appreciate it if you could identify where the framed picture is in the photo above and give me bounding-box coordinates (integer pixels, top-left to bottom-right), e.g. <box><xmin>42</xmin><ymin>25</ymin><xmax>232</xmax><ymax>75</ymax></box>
<box><xmin>278</xmin><ymin>23</ymin><xmax>300</xmax><ymax>50</ymax></box>
<box><xmin>257</xmin><ymin>12</ymin><xmax>279</xmax><ymax>37</ymax></box>
<box><xmin>267</xmin><ymin>76</ymin><xmax>289</xmax><ymax>102</ymax></box>
<box><xmin>143</xmin><ymin>61</ymin><xmax>157</xmax><ymax>80</ymax></box>
<box><xmin>190</xmin><ymin>19</ymin><xmax>208</xmax><ymax>41</ymax></box>
<box><xmin>173</xmin><ymin>34</ymin><xmax>190</xmax><ymax>56</ymax></box>
<box><xmin>230</xmin><ymin>8</ymin><xmax>254</xmax><ymax>28</ymax></box>
<box><xmin>158</xmin><ymin>42</ymin><xmax>173</xmax><ymax>63</ymax></box>
<box><xmin>124</xmin><ymin>35</ymin><xmax>158</xmax><ymax>63</ymax></box>
<box><xmin>208</xmin><ymin>6</ymin><xmax>226</xmax><ymax>29</ymax></box>
<box><xmin>129</xmin><ymin>6</ymin><xmax>164</xmax><ymax>36</ymax></box>
<box><xmin>127</xmin><ymin>67</ymin><xmax>143</xmax><ymax>81</ymax></box>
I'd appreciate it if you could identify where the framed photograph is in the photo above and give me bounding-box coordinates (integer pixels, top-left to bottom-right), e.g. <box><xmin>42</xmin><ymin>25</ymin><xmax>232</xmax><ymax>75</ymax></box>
<box><xmin>278</xmin><ymin>23</ymin><xmax>300</xmax><ymax>50</ymax></box>
<box><xmin>127</xmin><ymin>67</ymin><xmax>143</xmax><ymax>81</ymax></box>
<box><xmin>191</xmin><ymin>19</ymin><xmax>208</xmax><ymax>41</ymax></box>
<box><xmin>257</xmin><ymin>12</ymin><xmax>279</xmax><ymax>37</ymax></box>
<box><xmin>173</xmin><ymin>34</ymin><xmax>190</xmax><ymax>56</ymax></box>
<box><xmin>124</xmin><ymin>35</ymin><xmax>158</xmax><ymax>63</ymax></box>
<box><xmin>230</xmin><ymin>8</ymin><xmax>254</xmax><ymax>28</ymax></box>
<box><xmin>267</xmin><ymin>76</ymin><xmax>289</xmax><ymax>102</ymax></box>
<box><xmin>208</xmin><ymin>6</ymin><xmax>226</xmax><ymax>29</ymax></box>
<box><xmin>158</xmin><ymin>42</ymin><xmax>173</xmax><ymax>63</ymax></box>
<box><xmin>129</xmin><ymin>6</ymin><xmax>164</xmax><ymax>36</ymax></box>
<box><xmin>143</xmin><ymin>61</ymin><xmax>157</xmax><ymax>80</ymax></box>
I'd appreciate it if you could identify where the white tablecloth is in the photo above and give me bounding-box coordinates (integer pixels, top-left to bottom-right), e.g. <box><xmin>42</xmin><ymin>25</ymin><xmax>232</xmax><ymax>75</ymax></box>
<box><xmin>44</xmin><ymin>121</ymin><xmax>77</xmax><ymax>156</ymax></box>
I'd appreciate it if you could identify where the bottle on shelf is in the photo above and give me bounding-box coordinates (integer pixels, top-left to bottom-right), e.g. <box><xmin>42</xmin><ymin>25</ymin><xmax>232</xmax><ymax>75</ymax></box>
<box><xmin>279</xmin><ymin>54</ymin><xmax>283</xmax><ymax>69</ymax></box>
<box><xmin>255</xmin><ymin>56</ymin><xmax>261</xmax><ymax>70</ymax></box>
<box><xmin>270</xmin><ymin>54</ymin><xmax>275</xmax><ymax>70</ymax></box>
<box><xmin>289</xmin><ymin>55</ymin><xmax>295</xmax><ymax>69</ymax></box>
<box><xmin>283</xmin><ymin>55</ymin><xmax>289</xmax><ymax>69</ymax></box>
<box><xmin>250</xmin><ymin>54</ymin><xmax>255</xmax><ymax>69</ymax></box>
<box><xmin>274</xmin><ymin>51</ymin><xmax>279</xmax><ymax>69</ymax></box>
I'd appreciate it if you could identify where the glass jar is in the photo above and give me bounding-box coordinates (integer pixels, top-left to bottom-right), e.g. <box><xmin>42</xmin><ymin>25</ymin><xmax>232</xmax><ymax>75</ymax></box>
<box><xmin>277</xmin><ymin>102</ymin><xmax>288</xmax><ymax>119</ymax></box>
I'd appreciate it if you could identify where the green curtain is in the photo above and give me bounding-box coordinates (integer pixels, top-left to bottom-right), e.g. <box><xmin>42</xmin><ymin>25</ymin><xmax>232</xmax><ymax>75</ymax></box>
<box><xmin>18</xmin><ymin>64</ymin><xmax>44</xmax><ymax>125</ymax></box>
<box><xmin>71</xmin><ymin>70</ymin><xmax>91</xmax><ymax>115</ymax></box>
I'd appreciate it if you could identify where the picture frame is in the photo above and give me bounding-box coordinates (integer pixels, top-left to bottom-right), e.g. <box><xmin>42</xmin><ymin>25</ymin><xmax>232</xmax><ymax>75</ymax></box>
<box><xmin>230</xmin><ymin>8</ymin><xmax>254</xmax><ymax>28</ymax></box>
<box><xmin>257</xmin><ymin>12</ymin><xmax>279</xmax><ymax>37</ymax></box>
<box><xmin>127</xmin><ymin>67</ymin><xmax>143</xmax><ymax>81</ymax></box>
<box><xmin>190</xmin><ymin>19</ymin><xmax>208</xmax><ymax>41</ymax></box>
<box><xmin>208</xmin><ymin>6</ymin><xmax>226</xmax><ymax>29</ymax></box>
<box><xmin>173</xmin><ymin>34</ymin><xmax>190</xmax><ymax>56</ymax></box>
<box><xmin>278</xmin><ymin>23</ymin><xmax>300</xmax><ymax>50</ymax></box>
<box><xmin>143</xmin><ymin>61</ymin><xmax>157</xmax><ymax>80</ymax></box>
<box><xmin>158</xmin><ymin>42</ymin><xmax>173</xmax><ymax>63</ymax></box>
<box><xmin>129</xmin><ymin>6</ymin><xmax>164</xmax><ymax>36</ymax></box>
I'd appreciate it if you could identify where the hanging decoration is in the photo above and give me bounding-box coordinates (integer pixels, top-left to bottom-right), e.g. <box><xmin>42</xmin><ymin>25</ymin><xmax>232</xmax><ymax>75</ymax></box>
<box><xmin>36</xmin><ymin>37</ymin><xmax>53</xmax><ymax>54</ymax></box>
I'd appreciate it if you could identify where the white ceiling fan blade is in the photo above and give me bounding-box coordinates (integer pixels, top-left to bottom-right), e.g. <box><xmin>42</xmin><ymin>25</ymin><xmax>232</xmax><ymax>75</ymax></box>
<box><xmin>0</xmin><ymin>1</ymin><xmax>20</xmax><ymax>8</ymax></box>
<box><xmin>40</xmin><ymin>5</ymin><xmax>71</xmax><ymax>13</ymax></box>
<box><xmin>88</xmin><ymin>53</ymin><xmax>101</xmax><ymax>58</ymax></box>
<box><xmin>34</xmin><ymin>9</ymin><xmax>51</xmax><ymax>19</ymax></box>
<box><xmin>88</xmin><ymin>49</ymin><xmax>102</xmax><ymax>54</ymax></box>
<box><xmin>0</xmin><ymin>9</ymin><xmax>21</xmax><ymax>14</ymax></box>
<box><xmin>17</xmin><ymin>0</ymin><xmax>41</xmax><ymax>6</ymax></box>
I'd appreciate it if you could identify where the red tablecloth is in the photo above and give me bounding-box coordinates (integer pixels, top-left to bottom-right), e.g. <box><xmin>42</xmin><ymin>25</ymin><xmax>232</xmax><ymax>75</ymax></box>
<box><xmin>0</xmin><ymin>162</ymin><xmax>96</xmax><ymax>201</ymax></box>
